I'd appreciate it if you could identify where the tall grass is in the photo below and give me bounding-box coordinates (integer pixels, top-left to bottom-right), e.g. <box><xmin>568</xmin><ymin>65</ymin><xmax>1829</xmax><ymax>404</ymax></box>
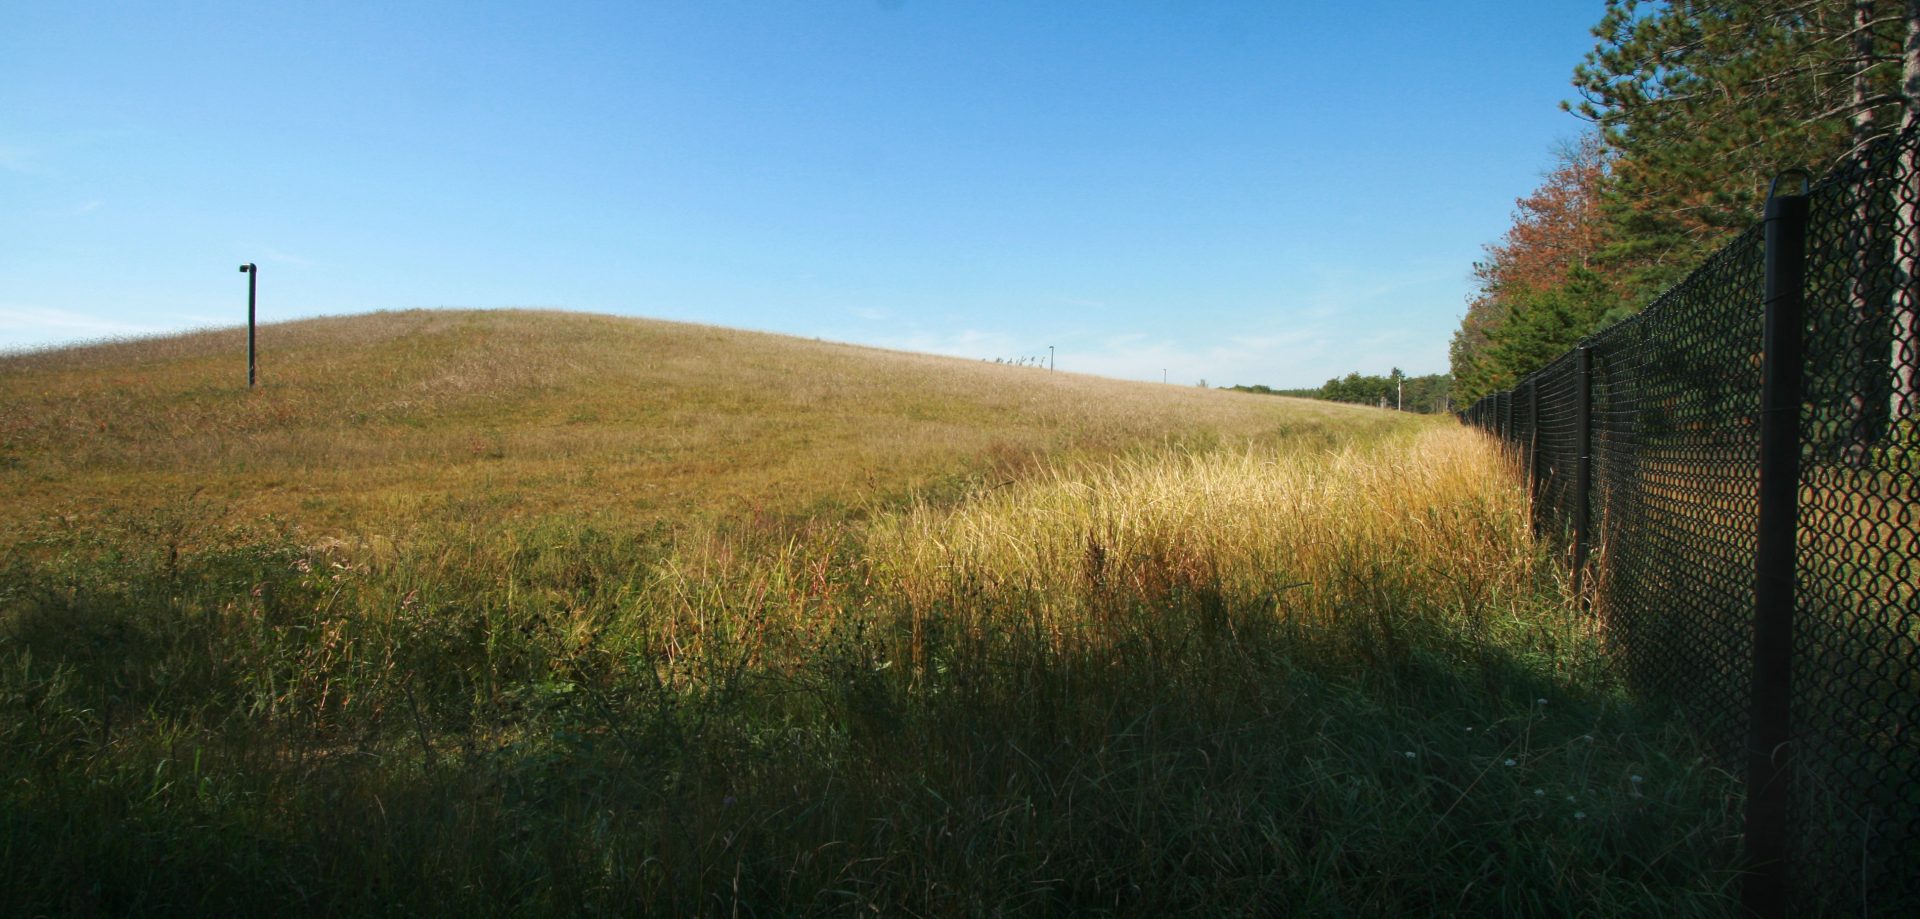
<box><xmin>0</xmin><ymin>419</ymin><xmax>1741</xmax><ymax>915</ymax></box>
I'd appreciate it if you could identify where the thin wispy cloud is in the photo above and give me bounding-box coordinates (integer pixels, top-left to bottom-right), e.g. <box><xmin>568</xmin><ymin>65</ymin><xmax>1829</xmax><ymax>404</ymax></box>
<box><xmin>1058</xmin><ymin>332</ymin><xmax>1330</xmax><ymax>388</ymax></box>
<box><xmin>1223</xmin><ymin>328</ymin><xmax>1324</xmax><ymax>352</ymax></box>
<box><xmin>0</xmin><ymin>305</ymin><xmax>166</xmax><ymax>353</ymax></box>
<box><xmin>261</xmin><ymin>248</ymin><xmax>315</xmax><ymax>267</ymax></box>
<box><xmin>852</xmin><ymin>321</ymin><xmax>1343</xmax><ymax>389</ymax></box>
<box><xmin>1</xmin><ymin>3</ymin><xmax>1586</xmax><ymax>371</ymax></box>
<box><xmin>0</xmin><ymin>144</ymin><xmax>38</xmax><ymax>175</ymax></box>
<box><xmin>880</xmin><ymin>328</ymin><xmax>1023</xmax><ymax>359</ymax></box>
<box><xmin>1290</xmin><ymin>263</ymin><xmax>1463</xmax><ymax>318</ymax></box>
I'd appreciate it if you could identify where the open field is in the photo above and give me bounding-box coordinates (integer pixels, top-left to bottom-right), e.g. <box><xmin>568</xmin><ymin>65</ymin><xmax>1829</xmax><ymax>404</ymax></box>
<box><xmin>0</xmin><ymin>309</ymin><xmax>1398</xmax><ymax>535</ymax></box>
<box><xmin>0</xmin><ymin>312</ymin><xmax>1741</xmax><ymax>915</ymax></box>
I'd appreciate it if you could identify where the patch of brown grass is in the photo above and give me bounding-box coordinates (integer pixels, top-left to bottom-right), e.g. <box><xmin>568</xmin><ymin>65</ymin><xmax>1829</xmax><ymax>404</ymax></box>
<box><xmin>0</xmin><ymin>308</ymin><xmax>1419</xmax><ymax>538</ymax></box>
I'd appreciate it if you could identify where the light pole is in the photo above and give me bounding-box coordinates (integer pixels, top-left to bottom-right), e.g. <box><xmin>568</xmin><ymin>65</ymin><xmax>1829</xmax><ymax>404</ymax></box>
<box><xmin>1049</xmin><ymin>345</ymin><xmax>1054</xmax><ymax>372</ymax></box>
<box><xmin>239</xmin><ymin>263</ymin><xmax>257</xmax><ymax>388</ymax></box>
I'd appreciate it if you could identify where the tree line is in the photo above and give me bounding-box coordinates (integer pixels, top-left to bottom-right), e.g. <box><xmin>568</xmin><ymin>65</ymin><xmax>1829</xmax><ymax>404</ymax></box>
<box><xmin>1228</xmin><ymin>369</ymin><xmax>1454</xmax><ymax>414</ymax></box>
<box><xmin>1451</xmin><ymin>0</ymin><xmax>1920</xmax><ymax>407</ymax></box>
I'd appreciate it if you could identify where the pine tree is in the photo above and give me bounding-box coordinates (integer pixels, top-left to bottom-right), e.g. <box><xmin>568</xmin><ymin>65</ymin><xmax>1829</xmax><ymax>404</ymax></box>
<box><xmin>1483</xmin><ymin>267</ymin><xmax>1626</xmax><ymax>383</ymax></box>
<box><xmin>1455</xmin><ymin>0</ymin><xmax>1920</xmax><ymax>412</ymax></box>
<box><xmin>1568</xmin><ymin>0</ymin><xmax>1907</xmax><ymax>297</ymax></box>
<box><xmin>1892</xmin><ymin>0</ymin><xmax>1920</xmax><ymax>424</ymax></box>
<box><xmin>1451</xmin><ymin>136</ymin><xmax>1614</xmax><ymax>402</ymax></box>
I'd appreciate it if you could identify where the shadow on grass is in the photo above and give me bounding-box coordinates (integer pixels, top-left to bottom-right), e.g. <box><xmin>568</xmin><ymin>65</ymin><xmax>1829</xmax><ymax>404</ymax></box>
<box><xmin>0</xmin><ymin>521</ymin><xmax>1743</xmax><ymax>917</ymax></box>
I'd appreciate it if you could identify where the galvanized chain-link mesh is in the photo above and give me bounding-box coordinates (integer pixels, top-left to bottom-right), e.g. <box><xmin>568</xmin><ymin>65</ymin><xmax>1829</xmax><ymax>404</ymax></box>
<box><xmin>1461</xmin><ymin>127</ymin><xmax>1920</xmax><ymax>913</ymax></box>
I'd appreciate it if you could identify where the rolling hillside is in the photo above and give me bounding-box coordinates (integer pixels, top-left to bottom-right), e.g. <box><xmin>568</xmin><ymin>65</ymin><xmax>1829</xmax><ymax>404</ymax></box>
<box><xmin>0</xmin><ymin>309</ymin><xmax>1407</xmax><ymax>536</ymax></box>
<box><xmin>0</xmin><ymin>311</ymin><xmax>1738</xmax><ymax>916</ymax></box>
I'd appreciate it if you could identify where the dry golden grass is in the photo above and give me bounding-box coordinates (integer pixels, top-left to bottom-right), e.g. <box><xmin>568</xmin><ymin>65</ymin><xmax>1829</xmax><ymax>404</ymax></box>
<box><xmin>0</xmin><ymin>308</ymin><xmax>1415</xmax><ymax>537</ymax></box>
<box><xmin>870</xmin><ymin>425</ymin><xmax>1531</xmax><ymax>635</ymax></box>
<box><xmin>0</xmin><ymin>327</ymin><xmax>1746</xmax><ymax>914</ymax></box>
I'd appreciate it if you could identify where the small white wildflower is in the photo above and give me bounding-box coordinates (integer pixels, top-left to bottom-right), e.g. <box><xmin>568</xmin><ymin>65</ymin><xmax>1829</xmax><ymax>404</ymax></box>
<box><xmin>1574</xmin><ymin>811</ymin><xmax>1587</xmax><ymax>820</ymax></box>
<box><xmin>1405</xmin><ymin>751</ymin><xmax>1417</xmax><ymax>759</ymax></box>
<box><xmin>1566</xmin><ymin>795</ymin><xmax>1576</xmax><ymax>803</ymax></box>
<box><xmin>1630</xmin><ymin>775</ymin><xmax>1644</xmax><ymax>783</ymax></box>
<box><xmin>1465</xmin><ymin>727</ymin><xmax>1474</xmax><ymax>732</ymax></box>
<box><xmin>1504</xmin><ymin>758</ymin><xmax>1517</xmax><ymax>767</ymax></box>
<box><xmin>1534</xmin><ymin>789</ymin><xmax>1546</xmax><ymax>797</ymax></box>
<box><xmin>1582</xmin><ymin>735</ymin><xmax>1594</xmax><ymax>742</ymax></box>
<box><xmin>1536</xmin><ymin>698</ymin><xmax>1548</xmax><ymax>706</ymax></box>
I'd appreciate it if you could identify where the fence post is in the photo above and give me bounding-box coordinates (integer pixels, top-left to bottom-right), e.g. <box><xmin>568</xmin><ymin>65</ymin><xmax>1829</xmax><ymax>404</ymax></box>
<box><xmin>239</xmin><ymin>262</ymin><xmax>258</xmax><ymax>389</ymax></box>
<box><xmin>1571</xmin><ymin>346</ymin><xmax>1592</xmax><ymax>597</ymax></box>
<box><xmin>1741</xmin><ymin>179</ymin><xmax>1809</xmax><ymax>918</ymax></box>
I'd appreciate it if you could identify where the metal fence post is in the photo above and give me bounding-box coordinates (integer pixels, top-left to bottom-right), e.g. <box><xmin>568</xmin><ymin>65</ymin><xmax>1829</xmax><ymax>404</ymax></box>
<box><xmin>1572</xmin><ymin>347</ymin><xmax>1592</xmax><ymax>597</ymax></box>
<box><xmin>1741</xmin><ymin>180</ymin><xmax>1809</xmax><ymax>918</ymax></box>
<box><xmin>240</xmin><ymin>262</ymin><xmax>258</xmax><ymax>389</ymax></box>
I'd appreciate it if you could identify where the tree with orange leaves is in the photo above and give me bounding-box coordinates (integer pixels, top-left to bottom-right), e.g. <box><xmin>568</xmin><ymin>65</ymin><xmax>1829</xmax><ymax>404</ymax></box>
<box><xmin>1450</xmin><ymin>135</ymin><xmax>1622</xmax><ymax>403</ymax></box>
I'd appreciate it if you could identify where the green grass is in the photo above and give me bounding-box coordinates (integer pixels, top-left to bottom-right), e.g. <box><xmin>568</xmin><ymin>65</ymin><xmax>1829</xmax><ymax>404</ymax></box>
<box><xmin>0</xmin><ymin>311</ymin><xmax>1742</xmax><ymax>915</ymax></box>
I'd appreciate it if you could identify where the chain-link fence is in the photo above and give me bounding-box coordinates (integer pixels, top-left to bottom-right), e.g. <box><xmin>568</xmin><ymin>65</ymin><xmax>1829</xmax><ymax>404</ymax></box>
<box><xmin>1464</xmin><ymin>128</ymin><xmax>1919</xmax><ymax>915</ymax></box>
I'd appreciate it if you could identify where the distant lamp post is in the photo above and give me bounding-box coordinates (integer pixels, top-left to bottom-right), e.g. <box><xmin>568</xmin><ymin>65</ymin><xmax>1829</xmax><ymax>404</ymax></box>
<box><xmin>239</xmin><ymin>262</ymin><xmax>257</xmax><ymax>388</ymax></box>
<box><xmin>1049</xmin><ymin>345</ymin><xmax>1055</xmax><ymax>372</ymax></box>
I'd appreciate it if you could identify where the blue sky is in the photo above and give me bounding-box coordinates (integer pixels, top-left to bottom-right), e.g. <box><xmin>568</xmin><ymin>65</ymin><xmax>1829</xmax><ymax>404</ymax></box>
<box><xmin>2</xmin><ymin>1</ymin><xmax>1601</xmax><ymax>387</ymax></box>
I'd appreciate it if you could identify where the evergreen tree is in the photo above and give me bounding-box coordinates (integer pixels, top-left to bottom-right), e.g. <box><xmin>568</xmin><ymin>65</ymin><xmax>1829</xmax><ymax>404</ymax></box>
<box><xmin>1483</xmin><ymin>266</ymin><xmax>1626</xmax><ymax>383</ymax></box>
<box><xmin>1452</xmin><ymin>135</ymin><xmax>1613</xmax><ymax>402</ymax></box>
<box><xmin>1454</xmin><ymin>0</ymin><xmax>1920</xmax><ymax>412</ymax></box>
<box><xmin>1568</xmin><ymin>0</ymin><xmax>1906</xmax><ymax>297</ymax></box>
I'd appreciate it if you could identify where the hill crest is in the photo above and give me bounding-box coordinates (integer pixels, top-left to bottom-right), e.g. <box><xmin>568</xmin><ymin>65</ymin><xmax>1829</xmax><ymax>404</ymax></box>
<box><xmin>0</xmin><ymin>308</ymin><xmax>1407</xmax><ymax>534</ymax></box>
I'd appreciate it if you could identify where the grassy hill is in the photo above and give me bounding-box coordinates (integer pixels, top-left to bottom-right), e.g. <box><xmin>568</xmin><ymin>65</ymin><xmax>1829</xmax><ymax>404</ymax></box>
<box><xmin>0</xmin><ymin>308</ymin><xmax>1402</xmax><ymax>534</ymax></box>
<box><xmin>0</xmin><ymin>311</ymin><xmax>1739</xmax><ymax>916</ymax></box>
